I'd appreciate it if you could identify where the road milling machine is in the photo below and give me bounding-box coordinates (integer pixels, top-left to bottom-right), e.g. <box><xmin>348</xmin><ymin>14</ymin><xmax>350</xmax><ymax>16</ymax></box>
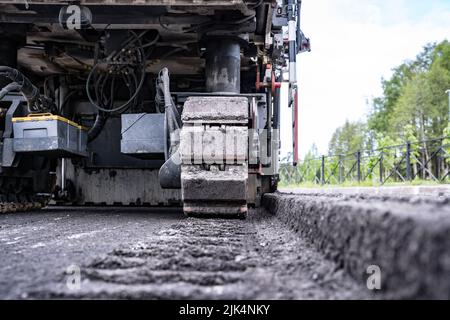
<box><xmin>0</xmin><ymin>0</ymin><xmax>309</xmax><ymax>217</ymax></box>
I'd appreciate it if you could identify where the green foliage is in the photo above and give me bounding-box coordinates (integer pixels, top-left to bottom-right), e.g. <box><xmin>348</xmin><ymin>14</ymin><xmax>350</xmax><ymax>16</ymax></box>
<box><xmin>444</xmin><ymin>123</ymin><xmax>450</xmax><ymax>145</ymax></box>
<box><xmin>329</xmin><ymin>41</ymin><xmax>450</xmax><ymax>159</ymax></box>
<box><xmin>281</xmin><ymin>40</ymin><xmax>450</xmax><ymax>187</ymax></box>
<box><xmin>444</xmin><ymin>123</ymin><xmax>450</xmax><ymax>165</ymax></box>
<box><xmin>328</xmin><ymin>120</ymin><xmax>367</xmax><ymax>156</ymax></box>
<box><xmin>369</xmin><ymin>40</ymin><xmax>450</xmax><ymax>142</ymax></box>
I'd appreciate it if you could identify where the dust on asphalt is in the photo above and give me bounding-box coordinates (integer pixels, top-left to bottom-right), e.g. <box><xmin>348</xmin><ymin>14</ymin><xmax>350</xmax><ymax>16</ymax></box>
<box><xmin>0</xmin><ymin>206</ymin><xmax>371</xmax><ymax>299</ymax></box>
<box><xmin>0</xmin><ymin>207</ymin><xmax>182</xmax><ymax>299</ymax></box>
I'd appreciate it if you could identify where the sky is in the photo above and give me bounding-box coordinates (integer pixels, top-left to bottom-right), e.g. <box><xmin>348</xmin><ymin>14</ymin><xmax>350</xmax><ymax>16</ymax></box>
<box><xmin>280</xmin><ymin>0</ymin><xmax>450</xmax><ymax>160</ymax></box>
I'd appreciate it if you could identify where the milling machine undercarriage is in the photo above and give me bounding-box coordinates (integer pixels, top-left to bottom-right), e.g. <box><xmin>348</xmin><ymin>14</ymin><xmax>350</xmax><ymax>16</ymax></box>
<box><xmin>0</xmin><ymin>0</ymin><xmax>309</xmax><ymax>217</ymax></box>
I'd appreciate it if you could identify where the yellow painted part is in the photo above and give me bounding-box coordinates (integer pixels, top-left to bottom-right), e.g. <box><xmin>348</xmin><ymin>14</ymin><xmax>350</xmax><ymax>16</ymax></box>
<box><xmin>12</xmin><ymin>113</ymin><xmax>88</xmax><ymax>131</ymax></box>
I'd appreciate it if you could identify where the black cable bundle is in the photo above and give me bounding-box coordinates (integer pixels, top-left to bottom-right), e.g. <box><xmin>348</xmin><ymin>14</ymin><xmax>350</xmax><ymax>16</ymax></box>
<box><xmin>0</xmin><ymin>66</ymin><xmax>54</xmax><ymax>113</ymax></box>
<box><xmin>85</xmin><ymin>31</ymin><xmax>156</xmax><ymax>142</ymax></box>
<box><xmin>86</xmin><ymin>30</ymin><xmax>147</xmax><ymax>115</ymax></box>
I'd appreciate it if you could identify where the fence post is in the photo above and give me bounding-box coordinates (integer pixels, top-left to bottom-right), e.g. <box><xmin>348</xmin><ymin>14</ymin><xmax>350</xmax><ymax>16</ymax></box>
<box><xmin>379</xmin><ymin>152</ymin><xmax>384</xmax><ymax>184</ymax></box>
<box><xmin>422</xmin><ymin>150</ymin><xmax>426</xmax><ymax>180</ymax></box>
<box><xmin>321</xmin><ymin>156</ymin><xmax>325</xmax><ymax>185</ymax></box>
<box><xmin>357</xmin><ymin>151</ymin><xmax>362</xmax><ymax>183</ymax></box>
<box><xmin>437</xmin><ymin>139</ymin><xmax>442</xmax><ymax>181</ymax></box>
<box><xmin>406</xmin><ymin>142</ymin><xmax>412</xmax><ymax>181</ymax></box>
<box><xmin>339</xmin><ymin>155</ymin><xmax>344</xmax><ymax>184</ymax></box>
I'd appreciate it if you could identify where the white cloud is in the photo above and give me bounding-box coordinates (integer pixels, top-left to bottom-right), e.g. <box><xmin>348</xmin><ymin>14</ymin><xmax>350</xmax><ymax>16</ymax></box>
<box><xmin>281</xmin><ymin>0</ymin><xmax>450</xmax><ymax>159</ymax></box>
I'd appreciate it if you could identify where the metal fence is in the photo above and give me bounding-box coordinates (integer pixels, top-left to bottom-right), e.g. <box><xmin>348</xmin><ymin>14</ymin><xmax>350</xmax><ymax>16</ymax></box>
<box><xmin>280</xmin><ymin>137</ymin><xmax>450</xmax><ymax>186</ymax></box>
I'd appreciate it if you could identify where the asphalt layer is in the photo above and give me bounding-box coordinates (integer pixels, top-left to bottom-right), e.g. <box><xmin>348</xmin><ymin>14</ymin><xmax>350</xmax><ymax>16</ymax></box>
<box><xmin>0</xmin><ymin>206</ymin><xmax>371</xmax><ymax>300</ymax></box>
<box><xmin>264</xmin><ymin>191</ymin><xmax>450</xmax><ymax>299</ymax></box>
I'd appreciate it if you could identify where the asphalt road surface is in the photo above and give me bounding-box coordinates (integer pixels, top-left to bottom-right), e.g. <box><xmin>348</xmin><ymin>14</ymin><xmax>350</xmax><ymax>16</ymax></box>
<box><xmin>0</xmin><ymin>206</ymin><xmax>371</xmax><ymax>300</ymax></box>
<box><xmin>265</xmin><ymin>189</ymin><xmax>450</xmax><ymax>299</ymax></box>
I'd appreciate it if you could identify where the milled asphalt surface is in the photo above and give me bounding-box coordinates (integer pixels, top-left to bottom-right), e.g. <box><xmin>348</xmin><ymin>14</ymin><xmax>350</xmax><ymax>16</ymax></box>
<box><xmin>0</xmin><ymin>207</ymin><xmax>182</xmax><ymax>299</ymax></box>
<box><xmin>0</xmin><ymin>206</ymin><xmax>371</xmax><ymax>300</ymax></box>
<box><xmin>2</xmin><ymin>187</ymin><xmax>449</xmax><ymax>300</ymax></box>
<box><xmin>265</xmin><ymin>189</ymin><xmax>450</xmax><ymax>299</ymax></box>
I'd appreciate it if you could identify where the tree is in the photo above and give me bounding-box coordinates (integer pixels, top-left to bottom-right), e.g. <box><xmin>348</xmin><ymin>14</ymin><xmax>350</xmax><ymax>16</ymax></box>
<box><xmin>368</xmin><ymin>62</ymin><xmax>417</xmax><ymax>134</ymax></box>
<box><xmin>328</xmin><ymin>120</ymin><xmax>367</xmax><ymax>155</ymax></box>
<box><xmin>287</xmin><ymin>40</ymin><xmax>450</xmax><ymax>187</ymax></box>
<box><xmin>368</xmin><ymin>40</ymin><xmax>450</xmax><ymax>144</ymax></box>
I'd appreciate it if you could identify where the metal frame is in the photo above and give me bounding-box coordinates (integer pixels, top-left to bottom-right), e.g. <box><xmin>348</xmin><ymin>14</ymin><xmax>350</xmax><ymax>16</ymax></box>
<box><xmin>280</xmin><ymin>137</ymin><xmax>450</xmax><ymax>186</ymax></box>
<box><xmin>0</xmin><ymin>0</ymin><xmax>246</xmax><ymax>5</ymax></box>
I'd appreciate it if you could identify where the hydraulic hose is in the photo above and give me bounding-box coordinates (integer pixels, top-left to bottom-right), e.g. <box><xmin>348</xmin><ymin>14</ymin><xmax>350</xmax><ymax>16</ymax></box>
<box><xmin>156</xmin><ymin>68</ymin><xmax>181</xmax><ymax>158</ymax></box>
<box><xmin>0</xmin><ymin>66</ymin><xmax>53</xmax><ymax>112</ymax></box>
<box><xmin>0</xmin><ymin>82</ymin><xmax>21</xmax><ymax>100</ymax></box>
<box><xmin>87</xmin><ymin>112</ymin><xmax>108</xmax><ymax>142</ymax></box>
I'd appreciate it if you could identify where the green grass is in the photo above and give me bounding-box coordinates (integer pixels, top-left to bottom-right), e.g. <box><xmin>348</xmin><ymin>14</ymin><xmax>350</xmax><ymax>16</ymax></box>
<box><xmin>279</xmin><ymin>179</ymin><xmax>447</xmax><ymax>189</ymax></box>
